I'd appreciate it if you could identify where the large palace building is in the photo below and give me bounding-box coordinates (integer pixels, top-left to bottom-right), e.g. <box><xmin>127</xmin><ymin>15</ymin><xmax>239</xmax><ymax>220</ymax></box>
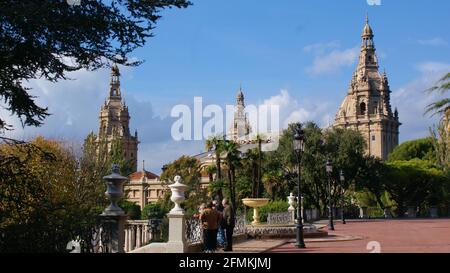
<box><xmin>334</xmin><ymin>16</ymin><xmax>401</xmax><ymax>160</ymax></box>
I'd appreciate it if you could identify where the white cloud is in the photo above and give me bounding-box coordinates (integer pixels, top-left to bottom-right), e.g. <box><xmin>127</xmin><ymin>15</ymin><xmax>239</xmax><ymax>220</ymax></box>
<box><xmin>2</xmin><ymin>68</ymin><xmax>110</xmax><ymax>140</ymax></box>
<box><xmin>418</xmin><ymin>38</ymin><xmax>448</xmax><ymax>47</ymax></box>
<box><xmin>257</xmin><ymin>89</ymin><xmax>333</xmax><ymax>129</ymax></box>
<box><xmin>416</xmin><ymin>62</ymin><xmax>450</xmax><ymax>74</ymax></box>
<box><xmin>306</xmin><ymin>46</ymin><xmax>359</xmax><ymax>75</ymax></box>
<box><xmin>303</xmin><ymin>41</ymin><xmax>340</xmax><ymax>54</ymax></box>
<box><xmin>392</xmin><ymin>62</ymin><xmax>450</xmax><ymax>142</ymax></box>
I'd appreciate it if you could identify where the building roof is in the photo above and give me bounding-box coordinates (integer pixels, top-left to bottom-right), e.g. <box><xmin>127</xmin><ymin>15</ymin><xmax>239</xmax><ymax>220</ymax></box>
<box><xmin>129</xmin><ymin>170</ymin><xmax>159</xmax><ymax>181</ymax></box>
<box><xmin>362</xmin><ymin>14</ymin><xmax>373</xmax><ymax>37</ymax></box>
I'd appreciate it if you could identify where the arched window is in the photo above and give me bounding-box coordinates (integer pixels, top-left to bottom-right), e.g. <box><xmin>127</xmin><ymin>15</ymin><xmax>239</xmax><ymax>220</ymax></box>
<box><xmin>360</xmin><ymin>102</ymin><xmax>367</xmax><ymax>115</ymax></box>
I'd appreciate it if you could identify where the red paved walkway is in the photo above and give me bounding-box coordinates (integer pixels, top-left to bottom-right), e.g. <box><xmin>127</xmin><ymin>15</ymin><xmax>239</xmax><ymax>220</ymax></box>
<box><xmin>267</xmin><ymin>219</ymin><xmax>450</xmax><ymax>253</ymax></box>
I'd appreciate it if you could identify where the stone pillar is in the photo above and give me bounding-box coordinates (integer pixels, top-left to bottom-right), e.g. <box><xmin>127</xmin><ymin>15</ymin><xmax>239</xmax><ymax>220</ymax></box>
<box><xmin>166</xmin><ymin>175</ymin><xmax>189</xmax><ymax>253</ymax></box>
<box><xmin>101</xmin><ymin>164</ymin><xmax>128</xmax><ymax>253</ymax></box>
<box><xmin>128</xmin><ymin>226</ymin><xmax>133</xmax><ymax>251</ymax></box>
<box><xmin>136</xmin><ymin>225</ymin><xmax>142</xmax><ymax>248</ymax></box>
<box><xmin>100</xmin><ymin>215</ymin><xmax>127</xmax><ymax>253</ymax></box>
<box><xmin>143</xmin><ymin>225</ymin><xmax>148</xmax><ymax>244</ymax></box>
<box><xmin>124</xmin><ymin>228</ymin><xmax>129</xmax><ymax>252</ymax></box>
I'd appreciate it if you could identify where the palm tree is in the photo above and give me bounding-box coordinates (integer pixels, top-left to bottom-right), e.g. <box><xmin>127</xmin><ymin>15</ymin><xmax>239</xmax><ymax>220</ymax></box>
<box><xmin>254</xmin><ymin>134</ymin><xmax>268</xmax><ymax>198</ymax></box>
<box><xmin>222</xmin><ymin>140</ymin><xmax>241</xmax><ymax>210</ymax></box>
<box><xmin>426</xmin><ymin>73</ymin><xmax>450</xmax><ymax>172</ymax></box>
<box><xmin>205</xmin><ymin>135</ymin><xmax>224</xmax><ymax>180</ymax></box>
<box><xmin>425</xmin><ymin>72</ymin><xmax>450</xmax><ymax>122</ymax></box>
<box><xmin>242</xmin><ymin>148</ymin><xmax>259</xmax><ymax>198</ymax></box>
<box><xmin>205</xmin><ymin>165</ymin><xmax>216</xmax><ymax>183</ymax></box>
<box><xmin>262</xmin><ymin>171</ymin><xmax>284</xmax><ymax>200</ymax></box>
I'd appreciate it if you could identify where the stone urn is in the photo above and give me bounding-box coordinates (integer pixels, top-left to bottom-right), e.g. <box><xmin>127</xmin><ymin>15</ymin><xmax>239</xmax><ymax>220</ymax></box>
<box><xmin>102</xmin><ymin>164</ymin><xmax>127</xmax><ymax>216</ymax></box>
<box><xmin>359</xmin><ymin>206</ymin><xmax>368</xmax><ymax>219</ymax></box>
<box><xmin>287</xmin><ymin>193</ymin><xmax>296</xmax><ymax>211</ymax></box>
<box><xmin>169</xmin><ymin>175</ymin><xmax>189</xmax><ymax>214</ymax></box>
<box><xmin>242</xmin><ymin>198</ymin><xmax>270</xmax><ymax>225</ymax></box>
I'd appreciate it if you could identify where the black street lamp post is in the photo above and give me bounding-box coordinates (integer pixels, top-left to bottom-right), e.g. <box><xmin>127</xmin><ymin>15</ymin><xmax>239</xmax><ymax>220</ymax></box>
<box><xmin>293</xmin><ymin>124</ymin><xmax>306</xmax><ymax>248</ymax></box>
<box><xmin>340</xmin><ymin>170</ymin><xmax>346</xmax><ymax>225</ymax></box>
<box><xmin>326</xmin><ymin>159</ymin><xmax>335</xmax><ymax>231</ymax></box>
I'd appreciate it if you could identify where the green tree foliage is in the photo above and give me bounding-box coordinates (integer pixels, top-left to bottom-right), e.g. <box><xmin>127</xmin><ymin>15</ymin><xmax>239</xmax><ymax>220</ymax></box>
<box><xmin>205</xmin><ymin>135</ymin><xmax>225</xmax><ymax>180</ymax></box>
<box><xmin>118</xmin><ymin>200</ymin><xmax>141</xmax><ymax>220</ymax></box>
<box><xmin>0</xmin><ymin>0</ymin><xmax>191</xmax><ymax>130</ymax></box>
<box><xmin>430</xmin><ymin>123</ymin><xmax>450</xmax><ymax>173</ymax></box>
<box><xmin>426</xmin><ymin>73</ymin><xmax>450</xmax><ymax>173</ymax></box>
<box><xmin>355</xmin><ymin>156</ymin><xmax>386</xmax><ymax>209</ymax></box>
<box><xmin>387</xmin><ymin>138</ymin><xmax>435</xmax><ymax>162</ymax></box>
<box><xmin>0</xmin><ymin>137</ymin><xmax>106</xmax><ymax>252</ymax></box>
<box><xmin>160</xmin><ymin>156</ymin><xmax>201</xmax><ymax>191</ymax></box>
<box><xmin>221</xmin><ymin>140</ymin><xmax>242</xmax><ymax>211</ymax></box>
<box><xmin>141</xmin><ymin>202</ymin><xmax>167</xmax><ymax>220</ymax></box>
<box><xmin>425</xmin><ymin>72</ymin><xmax>450</xmax><ymax>120</ymax></box>
<box><xmin>108</xmin><ymin>138</ymin><xmax>134</xmax><ymax>176</ymax></box>
<box><xmin>384</xmin><ymin>159</ymin><xmax>447</xmax><ymax>216</ymax></box>
<box><xmin>262</xmin><ymin>170</ymin><xmax>285</xmax><ymax>200</ymax></box>
<box><xmin>160</xmin><ymin>155</ymin><xmax>208</xmax><ymax>215</ymax></box>
<box><xmin>268</xmin><ymin>122</ymin><xmax>366</xmax><ymax>216</ymax></box>
<box><xmin>240</xmin><ymin>148</ymin><xmax>260</xmax><ymax>198</ymax></box>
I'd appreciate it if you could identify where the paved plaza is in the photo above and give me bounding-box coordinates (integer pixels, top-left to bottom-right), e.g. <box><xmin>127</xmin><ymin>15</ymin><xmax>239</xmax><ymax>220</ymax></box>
<box><xmin>230</xmin><ymin>219</ymin><xmax>450</xmax><ymax>253</ymax></box>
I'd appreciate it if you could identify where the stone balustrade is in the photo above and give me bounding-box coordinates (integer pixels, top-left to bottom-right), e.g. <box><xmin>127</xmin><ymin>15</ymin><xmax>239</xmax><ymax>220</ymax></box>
<box><xmin>124</xmin><ymin>220</ymin><xmax>152</xmax><ymax>252</ymax></box>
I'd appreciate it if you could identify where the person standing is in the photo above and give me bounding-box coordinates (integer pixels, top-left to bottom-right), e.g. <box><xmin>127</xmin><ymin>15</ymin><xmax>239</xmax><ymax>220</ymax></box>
<box><xmin>222</xmin><ymin>198</ymin><xmax>235</xmax><ymax>251</ymax></box>
<box><xmin>213</xmin><ymin>200</ymin><xmax>226</xmax><ymax>248</ymax></box>
<box><xmin>200</xmin><ymin>202</ymin><xmax>222</xmax><ymax>252</ymax></box>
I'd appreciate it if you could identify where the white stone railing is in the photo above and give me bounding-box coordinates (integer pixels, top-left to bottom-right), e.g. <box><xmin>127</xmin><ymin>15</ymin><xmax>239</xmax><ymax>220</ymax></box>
<box><xmin>124</xmin><ymin>220</ymin><xmax>152</xmax><ymax>252</ymax></box>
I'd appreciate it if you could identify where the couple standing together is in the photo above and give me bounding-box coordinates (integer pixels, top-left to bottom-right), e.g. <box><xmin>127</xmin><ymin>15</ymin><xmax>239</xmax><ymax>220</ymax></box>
<box><xmin>200</xmin><ymin>198</ymin><xmax>235</xmax><ymax>252</ymax></box>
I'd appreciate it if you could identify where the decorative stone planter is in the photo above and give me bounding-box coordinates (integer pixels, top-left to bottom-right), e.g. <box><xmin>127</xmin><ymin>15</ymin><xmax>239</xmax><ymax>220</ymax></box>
<box><xmin>359</xmin><ymin>207</ymin><xmax>368</xmax><ymax>219</ymax></box>
<box><xmin>287</xmin><ymin>193</ymin><xmax>296</xmax><ymax>211</ymax></box>
<box><xmin>169</xmin><ymin>175</ymin><xmax>189</xmax><ymax>214</ymax></box>
<box><xmin>242</xmin><ymin>198</ymin><xmax>270</xmax><ymax>225</ymax></box>
<box><xmin>102</xmin><ymin>164</ymin><xmax>127</xmax><ymax>216</ymax></box>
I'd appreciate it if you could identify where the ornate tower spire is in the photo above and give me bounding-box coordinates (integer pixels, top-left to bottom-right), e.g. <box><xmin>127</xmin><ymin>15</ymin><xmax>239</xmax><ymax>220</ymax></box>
<box><xmin>334</xmin><ymin>15</ymin><xmax>401</xmax><ymax>160</ymax></box>
<box><xmin>97</xmin><ymin>63</ymin><xmax>139</xmax><ymax>172</ymax></box>
<box><xmin>357</xmin><ymin>14</ymin><xmax>378</xmax><ymax>80</ymax></box>
<box><xmin>229</xmin><ymin>86</ymin><xmax>251</xmax><ymax>142</ymax></box>
<box><xmin>109</xmin><ymin>63</ymin><xmax>121</xmax><ymax>97</ymax></box>
<box><xmin>236</xmin><ymin>85</ymin><xmax>245</xmax><ymax>107</ymax></box>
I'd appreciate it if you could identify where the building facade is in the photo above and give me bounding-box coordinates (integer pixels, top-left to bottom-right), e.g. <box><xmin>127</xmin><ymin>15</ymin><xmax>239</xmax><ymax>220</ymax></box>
<box><xmin>97</xmin><ymin>64</ymin><xmax>139</xmax><ymax>172</ymax></box>
<box><xmin>125</xmin><ymin>161</ymin><xmax>166</xmax><ymax>208</ymax></box>
<box><xmin>334</xmin><ymin>16</ymin><xmax>401</xmax><ymax>160</ymax></box>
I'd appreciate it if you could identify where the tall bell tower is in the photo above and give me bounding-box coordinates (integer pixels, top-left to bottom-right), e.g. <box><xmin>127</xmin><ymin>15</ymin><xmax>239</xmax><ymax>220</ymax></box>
<box><xmin>229</xmin><ymin>87</ymin><xmax>252</xmax><ymax>142</ymax></box>
<box><xmin>334</xmin><ymin>16</ymin><xmax>401</xmax><ymax>160</ymax></box>
<box><xmin>97</xmin><ymin>64</ymin><xmax>139</xmax><ymax>172</ymax></box>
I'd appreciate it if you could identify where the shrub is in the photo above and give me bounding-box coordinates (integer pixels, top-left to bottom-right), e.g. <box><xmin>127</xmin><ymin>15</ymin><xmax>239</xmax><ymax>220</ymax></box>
<box><xmin>118</xmin><ymin>200</ymin><xmax>141</xmax><ymax>220</ymax></box>
<box><xmin>141</xmin><ymin>202</ymin><xmax>167</xmax><ymax>220</ymax></box>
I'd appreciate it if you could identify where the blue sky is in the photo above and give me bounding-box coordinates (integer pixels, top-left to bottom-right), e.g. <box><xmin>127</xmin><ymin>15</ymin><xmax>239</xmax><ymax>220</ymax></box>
<box><xmin>3</xmin><ymin>0</ymin><xmax>450</xmax><ymax>173</ymax></box>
